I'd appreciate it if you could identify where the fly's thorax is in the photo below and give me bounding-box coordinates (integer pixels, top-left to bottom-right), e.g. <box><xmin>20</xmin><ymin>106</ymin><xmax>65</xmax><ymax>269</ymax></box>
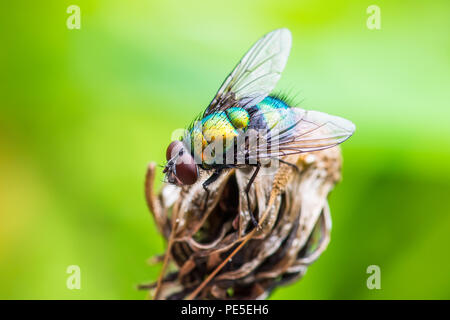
<box><xmin>188</xmin><ymin>108</ymin><xmax>249</xmax><ymax>166</ymax></box>
<box><xmin>185</xmin><ymin>96</ymin><xmax>299</xmax><ymax>167</ymax></box>
<box><xmin>226</xmin><ymin>107</ymin><xmax>250</xmax><ymax>129</ymax></box>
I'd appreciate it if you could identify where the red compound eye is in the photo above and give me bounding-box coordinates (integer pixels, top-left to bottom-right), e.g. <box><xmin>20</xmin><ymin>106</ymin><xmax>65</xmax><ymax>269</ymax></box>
<box><xmin>166</xmin><ymin>140</ymin><xmax>183</xmax><ymax>160</ymax></box>
<box><xmin>165</xmin><ymin>140</ymin><xmax>198</xmax><ymax>185</ymax></box>
<box><xmin>175</xmin><ymin>152</ymin><xmax>198</xmax><ymax>185</ymax></box>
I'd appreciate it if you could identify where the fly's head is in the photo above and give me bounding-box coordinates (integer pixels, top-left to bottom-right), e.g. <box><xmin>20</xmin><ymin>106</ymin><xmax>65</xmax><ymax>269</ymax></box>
<box><xmin>163</xmin><ymin>140</ymin><xmax>199</xmax><ymax>186</ymax></box>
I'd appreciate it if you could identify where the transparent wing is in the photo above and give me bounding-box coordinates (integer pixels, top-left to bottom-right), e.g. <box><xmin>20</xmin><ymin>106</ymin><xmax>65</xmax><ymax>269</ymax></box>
<box><xmin>204</xmin><ymin>28</ymin><xmax>292</xmax><ymax>116</ymax></box>
<box><xmin>243</xmin><ymin>107</ymin><xmax>356</xmax><ymax>160</ymax></box>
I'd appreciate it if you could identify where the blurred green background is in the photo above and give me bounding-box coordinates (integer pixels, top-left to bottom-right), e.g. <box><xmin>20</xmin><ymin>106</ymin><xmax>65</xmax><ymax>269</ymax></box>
<box><xmin>1</xmin><ymin>0</ymin><xmax>450</xmax><ymax>299</ymax></box>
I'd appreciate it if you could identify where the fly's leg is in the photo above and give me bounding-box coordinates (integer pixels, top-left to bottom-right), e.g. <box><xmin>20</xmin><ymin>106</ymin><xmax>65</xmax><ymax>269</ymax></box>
<box><xmin>279</xmin><ymin>159</ymin><xmax>300</xmax><ymax>173</ymax></box>
<box><xmin>244</xmin><ymin>163</ymin><xmax>261</xmax><ymax>228</ymax></box>
<box><xmin>202</xmin><ymin>169</ymin><xmax>223</xmax><ymax>212</ymax></box>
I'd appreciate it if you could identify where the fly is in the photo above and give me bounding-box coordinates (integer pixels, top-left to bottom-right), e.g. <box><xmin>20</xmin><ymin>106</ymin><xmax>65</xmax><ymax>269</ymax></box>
<box><xmin>163</xmin><ymin>28</ymin><xmax>355</xmax><ymax>227</ymax></box>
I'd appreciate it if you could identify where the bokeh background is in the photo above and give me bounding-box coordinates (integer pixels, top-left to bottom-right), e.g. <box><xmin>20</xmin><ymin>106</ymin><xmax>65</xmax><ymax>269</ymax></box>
<box><xmin>1</xmin><ymin>0</ymin><xmax>450</xmax><ymax>299</ymax></box>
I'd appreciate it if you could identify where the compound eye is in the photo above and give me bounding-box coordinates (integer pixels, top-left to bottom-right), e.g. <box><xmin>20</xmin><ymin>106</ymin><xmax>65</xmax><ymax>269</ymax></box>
<box><xmin>166</xmin><ymin>141</ymin><xmax>183</xmax><ymax>160</ymax></box>
<box><xmin>175</xmin><ymin>153</ymin><xmax>198</xmax><ymax>185</ymax></box>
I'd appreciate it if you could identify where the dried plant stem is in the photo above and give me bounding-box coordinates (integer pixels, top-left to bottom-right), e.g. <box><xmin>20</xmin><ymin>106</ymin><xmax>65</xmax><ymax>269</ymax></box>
<box><xmin>153</xmin><ymin>230</ymin><xmax>174</xmax><ymax>299</ymax></box>
<box><xmin>145</xmin><ymin>162</ymin><xmax>177</xmax><ymax>300</ymax></box>
<box><xmin>153</xmin><ymin>197</ymin><xmax>183</xmax><ymax>299</ymax></box>
<box><xmin>186</xmin><ymin>164</ymin><xmax>291</xmax><ymax>300</ymax></box>
<box><xmin>145</xmin><ymin>163</ymin><xmax>159</xmax><ymax>220</ymax></box>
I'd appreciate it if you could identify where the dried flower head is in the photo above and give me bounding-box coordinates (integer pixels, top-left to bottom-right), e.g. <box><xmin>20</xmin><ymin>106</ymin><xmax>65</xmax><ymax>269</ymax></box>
<box><xmin>141</xmin><ymin>146</ymin><xmax>342</xmax><ymax>300</ymax></box>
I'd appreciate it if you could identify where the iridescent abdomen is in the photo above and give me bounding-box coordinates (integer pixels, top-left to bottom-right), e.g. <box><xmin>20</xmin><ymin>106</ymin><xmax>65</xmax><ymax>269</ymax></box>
<box><xmin>188</xmin><ymin>96</ymin><xmax>296</xmax><ymax>166</ymax></box>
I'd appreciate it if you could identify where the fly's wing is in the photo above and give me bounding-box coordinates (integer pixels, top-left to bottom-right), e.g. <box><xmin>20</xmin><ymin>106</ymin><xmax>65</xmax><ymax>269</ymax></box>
<box><xmin>204</xmin><ymin>28</ymin><xmax>292</xmax><ymax>116</ymax></box>
<box><xmin>244</xmin><ymin>107</ymin><xmax>356</xmax><ymax>160</ymax></box>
